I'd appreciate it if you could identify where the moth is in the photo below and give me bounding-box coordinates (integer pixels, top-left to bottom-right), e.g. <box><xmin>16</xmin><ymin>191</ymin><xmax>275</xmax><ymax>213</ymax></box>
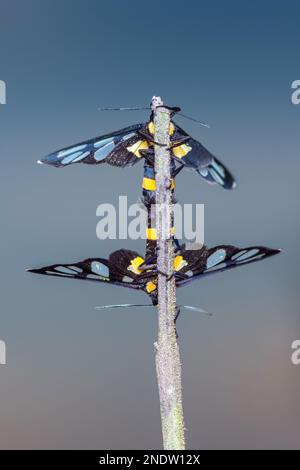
<box><xmin>31</xmin><ymin>102</ymin><xmax>279</xmax><ymax>318</ymax></box>
<box><xmin>28</xmin><ymin>243</ymin><xmax>280</xmax><ymax>308</ymax></box>
<box><xmin>38</xmin><ymin>106</ymin><xmax>236</xmax><ymax>205</ymax></box>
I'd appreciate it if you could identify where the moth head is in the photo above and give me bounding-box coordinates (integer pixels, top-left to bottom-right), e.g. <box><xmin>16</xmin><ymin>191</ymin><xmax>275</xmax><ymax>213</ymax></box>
<box><xmin>151</xmin><ymin>96</ymin><xmax>164</xmax><ymax>109</ymax></box>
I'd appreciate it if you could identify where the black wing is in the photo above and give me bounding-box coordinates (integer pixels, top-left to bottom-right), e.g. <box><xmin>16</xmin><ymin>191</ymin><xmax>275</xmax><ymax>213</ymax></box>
<box><xmin>175</xmin><ymin>244</ymin><xmax>280</xmax><ymax>286</ymax></box>
<box><xmin>27</xmin><ymin>256</ymin><xmax>144</xmax><ymax>291</ymax></box>
<box><xmin>172</xmin><ymin>124</ymin><xmax>236</xmax><ymax>189</ymax></box>
<box><xmin>38</xmin><ymin>123</ymin><xmax>150</xmax><ymax>168</ymax></box>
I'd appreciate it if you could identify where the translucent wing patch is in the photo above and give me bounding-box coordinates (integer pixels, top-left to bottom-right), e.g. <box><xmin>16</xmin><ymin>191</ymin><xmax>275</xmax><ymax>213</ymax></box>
<box><xmin>172</xmin><ymin>124</ymin><xmax>236</xmax><ymax>189</ymax></box>
<box><xmin>175</xmin><ymin>245</ymin><xmax>280</xmax><ymax>286</ymax></box>
<box><xmin>38</xmin><ymin>123</ymin><xmax>145</xmax><ymax>168</ymax></box>
<box><xmin>196</xmin><ymin>157</ymin><xmax>236</xmax><ymax>189</ymax></box>
<box><xmin>27</xmin><ymin>256</ymin><xmax>145</xmax><ymax>291</ymax></box>
<box><xmin>28</xmin><ymin>258</ymin><xmax>110</xmax><ymax>281</ymax></box>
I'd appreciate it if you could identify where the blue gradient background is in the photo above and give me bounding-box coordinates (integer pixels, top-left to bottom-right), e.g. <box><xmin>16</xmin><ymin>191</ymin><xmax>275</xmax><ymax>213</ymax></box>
<box><xmin>0</xmin><ymin>0</ymin><xmax>299</xmax><ymax>449</ymax></box>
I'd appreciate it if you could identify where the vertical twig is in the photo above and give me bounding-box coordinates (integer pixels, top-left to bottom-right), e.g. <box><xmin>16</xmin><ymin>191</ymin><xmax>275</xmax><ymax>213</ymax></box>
<box><xmin>152</xmin><ymin>96</ymin><xmax>185</xmax><ymax>450</ymax></box>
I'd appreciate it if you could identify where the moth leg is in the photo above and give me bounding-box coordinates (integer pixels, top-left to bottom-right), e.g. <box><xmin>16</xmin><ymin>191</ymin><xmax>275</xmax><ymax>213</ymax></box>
<box><xmin>139</xmin><ymin>148</ymin><xmax>155</xmax><ymax>165</ymax></box>
<box><xmin>174</xmin><ymin>305</ymin><xmax>181</xmax><ymax>323</ymax></box>
<box><xmin>142</xmin><ymin>266</ymin><xmax>175</xmax><ymax>281</ymax></box>
<box><xmin>173</xmin><ymin>237</ymin><xmax>181</xmax><ymax>252</ymax></box>
<box><xmin>157</xmin><ymin>270</ymin><xmax>175</xmax><ymax>282</ymax></box>
<box><xmin>136</xmin><ymin>130</ymin><xmax>166</xmax><ymax>147</ymax></box>
<box><xmin>139</xmin><ymin>253</ymin><xmax>157</xmax><ymax>270</ymax></box>
<box><xmin>136</xmin><ymin>129</ymin><xmax>152</xmax><ymax>141</ymax></box>
<box><xmin>170</xmin><ymin>154</ymin><xmax>188</xmax><ymax>166</ymax></box>
<box><xmin>169</xmin><ymin>136</ymin><xmax>190</xmax><ymax>149</ymax></box>
<box><xmin>174</xmin><ymin>271</ymin><xmax>188</xmax><ymax>280</ymax></box>
<box><xmin>139</xmin><ymin>262</ymin><xmax>156</xmax><ymax>272</ymax></box>
<box><xmin>173</xmin><ymin>163</ymin><xmax>185</xmax><ymax>177</ymax></box>
<box><xmin>174</xmin><ymin>306</ymin><xmax>181</xmax><ymax>339</ymax></box>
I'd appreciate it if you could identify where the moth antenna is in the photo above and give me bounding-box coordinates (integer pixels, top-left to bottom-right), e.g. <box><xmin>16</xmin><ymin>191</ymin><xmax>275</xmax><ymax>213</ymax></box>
<box><xmin>94</xmin><ymin>304</ymin><xmax>211</xmax><ymax>316</ymax></box>
<box><xmin>177</xmin><ymin>112</ymin><xmax>210</xmax><ymax>128</ymax></box>
<box><xmin>98</xmin><ymin>106</ymin><xmax>150</xmax><ymax>112</ymax></box>
<box><xmin>94</xmin><ymin>303</ymin><xmax>154</xmax><ymax>310</ymax></box>
<box><xmin>98</xmin><ymin>106</ymin><xmax>210</xmax><ymax>128</ymax></box>
<box><xmin>181</xmin><ymin>305</ymin><xmax>212</xmax><ymax>316</ymax></box>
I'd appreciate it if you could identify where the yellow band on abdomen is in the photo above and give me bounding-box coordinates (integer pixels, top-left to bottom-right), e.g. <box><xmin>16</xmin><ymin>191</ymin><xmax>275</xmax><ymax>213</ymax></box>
<box><xmin>142</xmin><ymin>177</ymin><xmax>156</xmax><ymax>191</ymax></box>
<box><xmin>142</xmin><ymin>178</ymin><xmax>175</xmax><ymax>191</ymax></box>
<box><xmin>146</xmin><ymin>228</ymin><xmax>157</xmax><ymax>240</ymax></box>
<box><xmin>146</xmin><ymin>227</ymin><xmax>175</xmax><ymax>240</ymax></box>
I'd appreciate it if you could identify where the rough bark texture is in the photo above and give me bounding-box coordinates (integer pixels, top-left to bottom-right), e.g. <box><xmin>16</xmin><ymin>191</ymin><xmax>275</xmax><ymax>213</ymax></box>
<box><xmin>153</xmin><ymin>97</ymin><xmax>185</xmax><ymax>450</ymax></box>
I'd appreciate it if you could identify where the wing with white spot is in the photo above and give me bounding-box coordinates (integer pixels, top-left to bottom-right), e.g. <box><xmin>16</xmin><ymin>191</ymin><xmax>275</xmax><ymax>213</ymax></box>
<box><xmin>175</xmin><ymin>245</ymin><xmax>280</xmax><ymax>286</ymax></box>
<box><xmin>38</xmin><ymin>123</ymin><xmax>147</xmax><ymax>168</ymax></box>
<box><xmin>195</xmin><ymin>156</ymin><xmax>236</xmax><ymax>189</ymax></box>
<box><xmin>172</xmin><ymin>124</ymin><xmax>236</xmax><ymax>189</ymax></box>
<box><xmin>27</xmin><ymin>257</ymin><xmax>144</xmax><ymax>291</ymax></box>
